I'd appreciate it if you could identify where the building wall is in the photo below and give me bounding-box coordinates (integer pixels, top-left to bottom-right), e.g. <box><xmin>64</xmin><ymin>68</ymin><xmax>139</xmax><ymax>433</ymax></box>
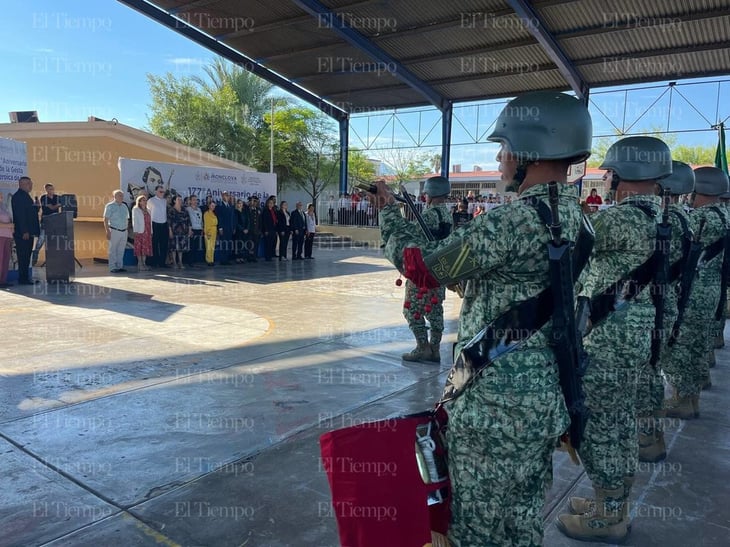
<box><xmin>0</xmin><ymin>123</ymin><xmax>252</xmax><ymax>259</ymax></box>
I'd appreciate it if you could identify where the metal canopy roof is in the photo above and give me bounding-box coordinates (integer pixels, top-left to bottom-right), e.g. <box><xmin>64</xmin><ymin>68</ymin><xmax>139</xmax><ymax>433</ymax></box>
<box><xmin>119</xmin><ymin>0</ymin><xmax>730</xmax><ymax>119</ymax></box>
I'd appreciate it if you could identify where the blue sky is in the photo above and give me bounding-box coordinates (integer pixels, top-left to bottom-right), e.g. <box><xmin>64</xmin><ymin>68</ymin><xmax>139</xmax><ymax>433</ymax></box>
<box><xmin>1</xmin><ymin>0</ymin><xmax>729</xmax><ymax>171</ymax></box>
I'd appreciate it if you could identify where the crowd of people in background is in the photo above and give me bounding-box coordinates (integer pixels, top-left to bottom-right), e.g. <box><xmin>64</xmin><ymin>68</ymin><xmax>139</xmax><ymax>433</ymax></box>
<box><xmin>103</xmin><ymin>185</ymin><xmax>317</xmax><ymax>273</ymax></box>
<box><xmin>322</xmin><ymin>189</ymin><xmax>516</xmax><ymax>227</ymax></box>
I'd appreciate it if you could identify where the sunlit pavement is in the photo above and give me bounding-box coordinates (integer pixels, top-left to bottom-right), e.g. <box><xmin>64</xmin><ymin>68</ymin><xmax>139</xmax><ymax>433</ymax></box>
<box><xmin>0</xmin><ymin>248</ymin><xmax>727</xmax><ymax>546</ymax></box>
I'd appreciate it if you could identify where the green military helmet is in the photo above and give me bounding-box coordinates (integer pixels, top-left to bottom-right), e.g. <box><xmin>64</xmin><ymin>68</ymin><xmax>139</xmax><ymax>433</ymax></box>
<box><xmin>423</xmin><ymin>176</ymin><xmax>450</xmax><ymax>198</ymax></box>
<box><xmin>721</xmin><ymin>191</ymin><xmax>730</xmax><ymax>200</ymax></box>
<box><xmin>487</xmin><ymin>91</ymin><xmax>592</xmax><ymax>164</ymax></box>
<box><xmin>599</xmin><ymin>136</ymin><xmax>672</xmax><ymax>181</ymax></box>
<box><xmin>693</xmin><ymin>166</ymin><xmax>730</xmax><ymax>196</ymax></box>
<box><xmin>660</xmin><ymin>161</ymin><xmax>695</xmax><ymax>196</ymax></box>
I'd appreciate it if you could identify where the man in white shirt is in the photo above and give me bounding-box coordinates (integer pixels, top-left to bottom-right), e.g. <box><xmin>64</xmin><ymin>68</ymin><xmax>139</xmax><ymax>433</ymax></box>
<box><xmin>146</xmin><ymin>185</ymin><xmax>169</xmax><ymax>268</ymax></box>
<box><xmin>103</xmin><ymin>190</ymin><xmax>130</xmax><ymax>273</ymax></box>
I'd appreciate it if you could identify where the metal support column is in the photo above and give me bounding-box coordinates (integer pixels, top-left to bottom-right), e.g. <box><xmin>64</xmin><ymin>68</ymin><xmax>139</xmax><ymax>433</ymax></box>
<box><xmin>440</xmin><ymin>101</ymin><xmax>453</xmax><ymax>178</ymax></box>
<box><xmin>339</xmin><ymin>117</ymin><xmax>349</xmax><ymax>196</ymax></box>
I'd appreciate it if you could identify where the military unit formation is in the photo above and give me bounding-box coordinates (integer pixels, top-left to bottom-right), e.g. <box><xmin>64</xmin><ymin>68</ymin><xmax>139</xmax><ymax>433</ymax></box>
<box><xmin>371</xmin><ymin>90</ymin><xmax>729</xmax><ymax>545</ymax></box>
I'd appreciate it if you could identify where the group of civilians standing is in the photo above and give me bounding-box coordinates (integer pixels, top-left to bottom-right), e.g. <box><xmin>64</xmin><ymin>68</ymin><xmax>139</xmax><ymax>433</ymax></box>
<box><xmin>103</xmin><ymin>185</ymin><xmax>318</xmax><ymax>273</ymax></box>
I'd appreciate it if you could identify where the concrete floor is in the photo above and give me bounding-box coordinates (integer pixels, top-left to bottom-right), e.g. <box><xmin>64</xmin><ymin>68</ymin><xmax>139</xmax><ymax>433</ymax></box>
<box><xmin>0</xmin><ymin>247</ymin><xmax>728</xmax><ymax>547</ymax></box>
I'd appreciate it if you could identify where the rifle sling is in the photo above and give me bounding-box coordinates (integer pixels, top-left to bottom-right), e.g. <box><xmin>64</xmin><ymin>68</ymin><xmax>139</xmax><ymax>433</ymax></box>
<box><xmin>465</xmin><ymin>200</ymin><xmax>591</xmax><ymax>358</ymax></box>
<box><xmin>669</xmin><ymin>209</ymin><xmax>692</xmax><ymax>283</ymax></box>
<box><xmin>588</xmin><ymin>202</ymin><xmax>658</xmax><ymax>327</ymax></box>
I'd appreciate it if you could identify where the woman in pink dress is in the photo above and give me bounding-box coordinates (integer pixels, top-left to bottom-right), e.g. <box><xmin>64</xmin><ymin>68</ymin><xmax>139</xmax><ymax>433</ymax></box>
<box><xmin>0</xmin><ymin>192</ymin><xmax>13</xmax><ymax>287</ymax></box>
<box><xmin>132</xmin><ymin>194</ymin><xmax>153</xmax><ymax>271</ymax></box>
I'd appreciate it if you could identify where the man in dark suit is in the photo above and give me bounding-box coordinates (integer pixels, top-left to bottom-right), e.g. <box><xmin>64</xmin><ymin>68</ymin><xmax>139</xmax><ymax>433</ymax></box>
<box><xmin>290</xmin><ymin>201</ymin><xmax>307</xmax><ymax>260</ymax></box>
<box><xmin>245</xmin><ymin>196</ymin><xmax>261</xmax><ymax>262</ymax></box>
<box><xmin>11</xmin><ymin>176</ymin><xmax>41</xmax><ymax>285</ymax></box>
<box><xmin>216</xmin><ymin>192</ymin><xmax>236</xmax><ymax>265</ymax></box>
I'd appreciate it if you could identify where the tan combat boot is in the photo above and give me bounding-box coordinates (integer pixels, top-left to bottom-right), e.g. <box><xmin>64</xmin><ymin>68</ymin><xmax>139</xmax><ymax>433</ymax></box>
<box><xmin>402</xmin><ymin>332</ymin><xmax>431</xmax><ymax>362</ymax></box>
<box><xmin>637</xmin><ymin>412</ymin><xmax>667</xmax><ymax>462</ymax></box>
<box><xmin>428</xmin><ymin>331</ymin><xmax>442</xmax><ymax>363</ymax></box>
<box><xmin>665</xmin><ymin>389</ymin><xmax>696</xmax><ymax>420</ymax></box>
<box><xmin>557</xmin><ymin>486</ymin><xmax>629</xmax><ymax>543</ymax></box>
<box><xmin>568</xmin><ymin>476</ymin><xmax>634</xmax><ymax>523</ymax></box>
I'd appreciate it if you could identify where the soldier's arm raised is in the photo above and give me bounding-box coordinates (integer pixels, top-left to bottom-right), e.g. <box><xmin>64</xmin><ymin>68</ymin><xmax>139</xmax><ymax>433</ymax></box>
<box><xmin>379</xmin><ymin>200</ymin><xmax>512</xmax><ymax>288</ymax></box>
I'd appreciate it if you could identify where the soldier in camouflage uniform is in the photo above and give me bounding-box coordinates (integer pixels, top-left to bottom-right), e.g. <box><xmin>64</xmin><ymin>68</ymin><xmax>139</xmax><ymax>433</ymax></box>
<box><xmin>401</xmin><ymin>176</ymin><xmax>453</xmax><ymax>363</ymax></box>
<box><xmin>557</xmin><ymin>136</ymin><xmax>670</xmax><ymax>543</ymax></box>
<box><xmin>636</xmin><ymin>161</ymin><xmax>695</xmax><ymax>463</ymax></box>
<box><xmin>710</xmin><ymin>190</ymin><xmax>730</xmax><ymax>356</ymax></box>
<box><xmin>664</xmin><ymin>167</ymin><xmax>730</xmax><ymax>419</ymax></box>
<box><xmin>373</xmin><ymin>91</ymin><xmax>592</xmax><ymax>547</ymax></box>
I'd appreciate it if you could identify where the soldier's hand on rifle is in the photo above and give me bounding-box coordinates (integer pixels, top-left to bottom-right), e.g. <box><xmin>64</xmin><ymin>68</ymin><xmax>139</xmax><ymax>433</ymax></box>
<box><xmin>366</xmin><ymin>180</ymin><xmax>395</xmax><ymax>210</ymax></box>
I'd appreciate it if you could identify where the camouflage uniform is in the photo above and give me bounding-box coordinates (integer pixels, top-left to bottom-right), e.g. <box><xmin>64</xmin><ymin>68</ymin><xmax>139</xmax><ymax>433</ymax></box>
<box><xmin>636</xmin><ymin>202</ymin><xmax>691</xmax><ymax>457</ymax></box>
<box><xmin>557</xmin><ymin>136</ymin><xmax>671</xmax><ymax>544</ymax></box>
<box><xmin>401</xmin><ymin>203</ymin><xmax>452</xmax><ymax>361</ymax></box>
<box><xmin>711</xmin><ymin>198</ymin><xmax>730</xmax><ymax>352</ymax></box>
<box><xmin>578</xmin><ymin>195</ymin><xmax>660</xmax><ymax>491</ymax></box>
<box><xmin>663</xmin><ymin>203</ymin><xmax>728</xmax><ymax>401</ymax></box>
<box><xmin>380</xmin><ymin>183</ymin><xmax>584</xmax><ymax>546</ymax></box>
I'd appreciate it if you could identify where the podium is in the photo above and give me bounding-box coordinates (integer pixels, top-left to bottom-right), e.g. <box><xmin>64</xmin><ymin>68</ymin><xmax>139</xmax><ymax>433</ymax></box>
<box><xmin>44</xmin><ymin>212</ymin><xmax>75</xmax><ymax>282</ymax></box>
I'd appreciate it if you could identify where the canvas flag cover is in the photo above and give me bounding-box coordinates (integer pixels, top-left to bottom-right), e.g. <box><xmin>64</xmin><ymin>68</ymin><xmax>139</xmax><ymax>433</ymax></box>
<box><xmin>319</xmin><ymin>409</ymin><xmax>450</xmax><ymax>547</ymax></box>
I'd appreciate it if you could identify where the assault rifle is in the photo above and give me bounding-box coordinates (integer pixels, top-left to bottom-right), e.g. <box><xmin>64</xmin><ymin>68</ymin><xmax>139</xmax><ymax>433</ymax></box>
<box><xmin>543</xmin><ymin>182</ymin><xmax>590</xmax><ymax>452</ymax></box>
<box><xmin>669</xmin><ymin>219</ymin><xmax>705</xmax><ymax>346</ymax></box>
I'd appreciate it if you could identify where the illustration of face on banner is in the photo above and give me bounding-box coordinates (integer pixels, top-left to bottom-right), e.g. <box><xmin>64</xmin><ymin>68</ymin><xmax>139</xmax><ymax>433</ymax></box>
<box><xmin>118</xmin><ymin>158</ymin><xmax>276</xmax><ymax>205</ymax></box>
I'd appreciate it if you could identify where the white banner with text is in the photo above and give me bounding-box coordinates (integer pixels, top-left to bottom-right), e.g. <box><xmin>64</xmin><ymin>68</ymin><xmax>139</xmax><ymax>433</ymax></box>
<box><xmin>118</xmin><ymin>157</ymin><xmax>276</xmax><ymax>205</ymax></box>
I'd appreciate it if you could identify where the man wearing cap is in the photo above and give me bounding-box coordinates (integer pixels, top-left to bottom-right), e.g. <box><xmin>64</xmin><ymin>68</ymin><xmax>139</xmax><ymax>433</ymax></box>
<box><xmin>371</xmin><ymin>91</ymin><xmax>591</xmax><ymax>546</ymax></box>
<box><xmin>557</xmin><ymin>137</ymin><xmax>670</xmax><ymax>542</ymax></box>
<box><xmin>636</xmin><ymin>161</ymin><xmax>695</xmax><ymax>463</ymax></box>
<box><xmin>663</xmin><ymin>167</ymin><xmax>730</xmax><ymax>420</ymax></box>
<box><xmin>399</xmin><ymin>176</ymin><xmax>452</xmax><ymax>363</ymax></box>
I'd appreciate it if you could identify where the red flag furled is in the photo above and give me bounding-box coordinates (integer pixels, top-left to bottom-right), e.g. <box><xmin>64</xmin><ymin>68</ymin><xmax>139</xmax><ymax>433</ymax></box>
<box><xmin>320</xmin><ymin>408</ymin><xmax>450</xmax><ymax>547</ymax></box>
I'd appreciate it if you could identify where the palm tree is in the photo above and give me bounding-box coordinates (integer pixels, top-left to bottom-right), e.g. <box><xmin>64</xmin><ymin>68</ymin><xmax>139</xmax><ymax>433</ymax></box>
<box><xmin>193</xmin><ymin>57</ymin><xmax>280</xmax><ymax>128</ymax></box>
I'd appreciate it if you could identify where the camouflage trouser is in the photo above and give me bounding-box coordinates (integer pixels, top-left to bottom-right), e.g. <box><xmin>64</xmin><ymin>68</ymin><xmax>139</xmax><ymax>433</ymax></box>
<box><xmin>636</xmin><ymin>292</ymin><xmax>677</xmax><ymax>435</ymax></box>
<box><xmin>445</xmin><ymin>348</ymin><xmax>569</xmax><ymax>547</ymax></box>
<box><xmin>662</xmin><ymin>281</ymin><xmax>720</xmax><ymax>397</ymax></box>
<box><xmin>403</xmin><ymin>279</ymin><xmax>445</xmax><ymax>337</ymax></box>
<box><xmin>580</xmin><ymin>303</ymin><xmax>653</xmax><ymax>490</ymax></box>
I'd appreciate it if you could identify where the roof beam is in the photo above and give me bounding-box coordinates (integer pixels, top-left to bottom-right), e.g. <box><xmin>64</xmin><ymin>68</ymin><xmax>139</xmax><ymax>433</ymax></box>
<box><xmin>288</xmin><ymin>0</ymin><xmax>446</xmax><ymax>110</ymax></box>
<box><xmin>116</xmin><ymin>0</ymin><xmax>348</xmax><ymax>121</ymax></box>
<box><xmin>168</xmin><ymin>0</ymin><xmax>220</xmax><ymax>13</ymax></box>
<box><xmin>218</xmin><ymin>0</ymin><xmax>383</xmax><ymax>40</ymax></box>
<box><xmin>505</xmin><ymin>0</ymin><xmax>587</xmax><ymax>98</ymax></box>
<box><xmin>322</xmin><ymin>40</ymin><xmax>730</xmax><ymax>101</ymax></box>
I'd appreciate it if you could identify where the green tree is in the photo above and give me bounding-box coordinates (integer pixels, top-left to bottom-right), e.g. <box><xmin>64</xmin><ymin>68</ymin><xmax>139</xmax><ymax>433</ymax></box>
<box><xmin>374</xmin><ymin>148</ymin><xmax>430</xmax><ymax>184</ymax></box>
<box><xmin>348</xmin><ymin>149</ymin><xmax>376</xmax><ymax>189</ymax></box>
<box><xmin>147</xmin><ymin>72</ymin><xmax>255</xmax><ymax>164</ymax></box>
<box><xmin>192</xmin><ymin>57</ymin><xmax>277</xmax><ymax>128</ymax></box>
<box><xmin>254</xmin><ymin>106</ymin><xmax>340</xmax><ymax>207</ymax></box>
<box><xmin>671</xmin><ymin>145</ymin><xmax>716</xmax><ymax>166</ymax></box>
